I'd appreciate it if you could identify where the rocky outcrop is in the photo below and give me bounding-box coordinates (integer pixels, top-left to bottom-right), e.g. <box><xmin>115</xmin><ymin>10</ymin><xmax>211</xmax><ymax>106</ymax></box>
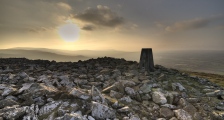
<box><xmin>0</xmin><ymin>57</ymin><xmax>223</xmax><ymax>119</ymax></box>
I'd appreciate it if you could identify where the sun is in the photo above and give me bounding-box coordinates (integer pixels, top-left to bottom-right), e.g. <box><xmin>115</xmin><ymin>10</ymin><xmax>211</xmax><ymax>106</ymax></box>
<box><xmin>58</xmin><ymin>23</ymin><xmax>79</xmax><ymax>42</ymax></box>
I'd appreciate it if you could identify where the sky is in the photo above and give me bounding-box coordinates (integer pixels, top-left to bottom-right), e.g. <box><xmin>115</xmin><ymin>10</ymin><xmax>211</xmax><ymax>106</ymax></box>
<box><xmin>0</xmin><ymin>0</ymin><xmax>224</xmax><ymax>51</ymax></box>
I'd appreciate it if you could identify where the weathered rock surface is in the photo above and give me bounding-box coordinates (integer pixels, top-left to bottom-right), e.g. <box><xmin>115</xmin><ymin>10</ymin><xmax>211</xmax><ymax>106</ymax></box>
<box><xmin>0</xmin><ymin>57</ymin><xmax>223</xmax><ymax>120</ymax></box>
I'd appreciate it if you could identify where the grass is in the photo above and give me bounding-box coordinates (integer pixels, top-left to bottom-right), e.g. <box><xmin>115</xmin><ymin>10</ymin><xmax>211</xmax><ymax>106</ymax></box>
<box><xmin>182</xmin><ymin>71</ymin><xmax>224</xmax><ymax>87</ymax></box>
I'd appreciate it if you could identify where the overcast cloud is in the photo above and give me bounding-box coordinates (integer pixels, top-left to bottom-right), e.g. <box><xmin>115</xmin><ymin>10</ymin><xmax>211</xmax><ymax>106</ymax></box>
<box><xmin>74</xmin><ymin>5</ymin><xmax>124</xmax><ymax>27</ymax></box>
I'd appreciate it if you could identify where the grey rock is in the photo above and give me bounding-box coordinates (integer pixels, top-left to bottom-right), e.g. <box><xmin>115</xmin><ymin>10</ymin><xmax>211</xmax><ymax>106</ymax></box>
<box><xmin>160</xmin><ymin>107</ymin><xmax>174</xmax><ymax>119</ymax></box>
<box><xmin>22</xmin><ymin>104</ymin><xmax>39</xmax><ymax>120</ymax></box>
<box><xmin>119</xmin><ymin>96</ymin><xmax>132</xmax><ymax>103</ymax></box>
<box><xmin>178</xmin><ymin>98</ymin><xmax>188</xmax><ymax>107</ymax></box>
<box><xmin>161</xmin><ymin>104</ymin><xmax>177</xmax><ymax>109</ymax></box>
<box><xmin>157</xmin><ymin>118</ymin><xmax>166</xmax><ymax>120</ymax></box>
<box><xmin>1</xmin><ymin>106</ymin><xmax>27</xmax><ymax>120</ymax></box>
<box><xmin>130</xmin><ymin>115</ymin><xmax>141</xmax><ymax>120</ymax></box>
<box><xmin>110</xmin><ymin>90</ymin><xmax>123</xmax><ymax>99</ymax></box>
<box><xmin>69</xmin><ymin>87</ymin><xmax>90</xmax><ymax>100</ymax></box>
<box><xmin>152</xmin><ymin>91</ymin><xmax>167</xmax><ymax>105</ymax></box>
<box><xmin>125</xmin><ymin>87</ymin><xmax>136</xmax><ymax>96</ymax></box>
<box><xmin>174</xmin><ymin>109</ymin><xmax>192</xmax><ymax>120</ymax></box>
<box><xmin>169</xmin><ymin>117</ymin><xmax>178</xmax><ymax>120</ymax></box>
<box><xmin>183</xmin><ymin>103</ymin><xmax>197</xmax><ymax>117</ymax></box>
<box><xmin>39</xmin><ymin>101</ymin><xmax>62</xmax><ymax>117</ymax></box>
<box><xmin>91</xmin><ymin>101</ymin><xmax>116</xmax><ymax>119</ymax></box>
<box><xmin>118</xmin><ymin>106</ymin><xmax>130</xmax><ymax>113</ymax></box>
<box><xmin>172</xmin><ymin>83</ymin><xmax>185</xmax><ymax>91</ymax></box>
<box><xmin>57</xmin><ymin>113</ymin><xmax>84</xmax><ymax>120</ymax></box>
<box><xmin>91</xmin><ymin>86</ymin><xmax>106</xmax><ymax>104</ymax></box>
<box><xmin>1</xmin><ymin>86</ymin><xmax>17</xmax><ymax>96</ymax></box>
<box><xmin>19</xmin><ymin>72</ymin><xmax>28</xmax><ymax>78</ymax></box>
<box><xmin>0</xmin><ymin>98</ymin><xmax>18</xmax><ymax>109</ymax></box>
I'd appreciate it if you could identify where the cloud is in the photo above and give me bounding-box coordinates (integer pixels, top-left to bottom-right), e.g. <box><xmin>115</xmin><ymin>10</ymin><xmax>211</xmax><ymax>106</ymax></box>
<box><xmin>165</xmin><ymin>18</ymin><xmax>210</xmax><ymax>32</ymax></box>
<box><xmin>0</xmin><ymin>0</ymin><xmax>72</xmax><ymax>33</ymax></box>
<box><xmin>57</xmin><ymin>2</ymin><xmax>72</xmax><ymax>10</ymax></box>
<box><xmin>81</xmin><ymin>25</ymin><xmax>95</xmax><ymax>31</ymax></box>
<box><xmin>73</xmin><ymin>5</ymin><xmax>124</xmax><ymax>27</ymax></box>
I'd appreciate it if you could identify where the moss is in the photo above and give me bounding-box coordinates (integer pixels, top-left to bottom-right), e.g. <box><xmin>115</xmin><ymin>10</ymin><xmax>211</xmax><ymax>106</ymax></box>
<box><xmin>183</xmin><ymin>71</ymin><xmax>224</xmax><ymax>87</ymax></box>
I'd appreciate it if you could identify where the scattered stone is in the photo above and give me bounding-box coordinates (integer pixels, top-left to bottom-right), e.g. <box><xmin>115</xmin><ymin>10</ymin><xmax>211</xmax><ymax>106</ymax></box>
<box><xmin>0</xmin><ymin>57</ymin><xmax>222</xmax><ymax>120</ymax></box>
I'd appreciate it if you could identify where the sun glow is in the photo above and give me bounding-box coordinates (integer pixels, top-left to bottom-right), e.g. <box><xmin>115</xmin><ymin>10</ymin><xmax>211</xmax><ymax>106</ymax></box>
<box><xmin>58</xmin><ymin>23</ymin><xmax>79</xmax><ymax>42</ymax></box>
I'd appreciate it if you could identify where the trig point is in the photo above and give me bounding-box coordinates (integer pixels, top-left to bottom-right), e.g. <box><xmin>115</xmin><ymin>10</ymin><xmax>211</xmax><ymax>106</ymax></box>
<box><xmin>139</xmin><ymin>48</ymin><xmax>154</xmax><ymax>72</ymax></box>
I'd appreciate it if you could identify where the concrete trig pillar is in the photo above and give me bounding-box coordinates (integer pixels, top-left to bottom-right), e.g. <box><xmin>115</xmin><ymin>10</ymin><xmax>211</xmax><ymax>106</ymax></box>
<box><xmin>139</xmin><ymin>48</ymin><xmax>154</xmax><ymax>72</ymax></box>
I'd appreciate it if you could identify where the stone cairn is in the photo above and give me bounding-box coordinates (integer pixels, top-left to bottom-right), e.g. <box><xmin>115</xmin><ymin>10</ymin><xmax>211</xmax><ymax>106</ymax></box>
<box><xmin>0</xmin><ymin>51</ymin><xmax>223</xmax><ymax>120</ymax></box>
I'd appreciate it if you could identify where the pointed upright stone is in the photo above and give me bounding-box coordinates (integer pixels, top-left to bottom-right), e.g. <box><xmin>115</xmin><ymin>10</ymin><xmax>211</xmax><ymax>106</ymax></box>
<box><xmin>139</xmin><ymin>48</ymin><xmax>154</xmax><ymax>72</ymax></box>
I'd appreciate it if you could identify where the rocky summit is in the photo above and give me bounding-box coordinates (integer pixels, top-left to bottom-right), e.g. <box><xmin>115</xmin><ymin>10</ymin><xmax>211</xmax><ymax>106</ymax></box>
<box><xmin>0</xmin><ymin>57</ymin><xmax>224</xmax><ymax>120</ymax></box>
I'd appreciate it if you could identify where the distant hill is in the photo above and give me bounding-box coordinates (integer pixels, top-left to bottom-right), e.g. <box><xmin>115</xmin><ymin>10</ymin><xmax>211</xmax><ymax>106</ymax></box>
<box><xmin>0</xmin><ymin>49</ymin><xmax>90</xmax><ymax>62</ymax></box>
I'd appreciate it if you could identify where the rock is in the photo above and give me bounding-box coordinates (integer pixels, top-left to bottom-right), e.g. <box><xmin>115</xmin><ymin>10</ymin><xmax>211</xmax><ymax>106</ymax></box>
<box><xmin>0</xmin><ymin>98</ymin><xmax>18</xmax><ymax>108</ymax></box>
<box><xmin>119</xmin><ymin>80</ymin><xmax>136</xmax><ymax>87</ymax></box>
<box><xmin>110</xmin><ymin>90</ymin><xmax>123</xmax><ymax>99</ymax></box>
<box><xmin>125</xmin><ymin>87</ymin><xmax>136</xmax><ymax>96</ymax></box>
<box><xmin>22</xmin><ymin>83</ymin><xmax>58</xmax><ymax>98</ymax></box>
<box><xmin>174</xmin><ymin>109</ymin><xmax>193</xmax><ymax>120</ymax></box>
<box><xmin>58</xmin><ymin>75</ymin><xmax>74</xmax><ymax>89</ymax></box>
<box><xmin>119</xmin><ymin>96</ymin><xmax>132</xmax><ymax>103</ymax></box>
<box><xmin>157</xmin><ymin>118</ymin><xmax>166</xmax><ymax>120</ymax></box>
<box><xmin>0</xmin><ymin>57</ymin><xmax>222</xmax><ymax>120</ymax></box>
<box><xmin>129</xmin><ymin>115</ymin><xmax>141</xmax><ymax>120</ymax></box>
<box><xmin>22</xmin><ymin>104</ymin><xmax>39</xmax><ymax>120</ymax></box>
<box><xmin>216</xmin><ymin>102</ymin><xmax>224</xmax><ymax>111</ymax></box>
<box><xmin>111</xmin><ymin>69</ymin><xmax>121</xmax><ymax>79</ymax></box>
<box><xmin>186</xmin><ymin>97</ymin><xmax>200</xmax><ymax>103</ymax></box>
<box><xmin>178</xmin><ymin>98</ymin><xmax>188</xmax><ymax>107</ymax></box>
<box><xmin>139</xmin><ymin>83</ymin><xmax>158</xmax><ymax>93</ymax></box>
<box><xmin>18</xmin><ymin>83</ymin><xmax>33</xmax><ymax>93</ymax></box>
<box><xmin>183</xmin><ymin>103</ymin><xmax>197</xmax><ymax>117</ymax></box>
<box><xmin>74</xmin><ymin>78</ymin><xmax>88</xmax><ymax>85</ymax></box>
<box><xmin>79</xmin><ymin>74</ymin><xmax>88</xmax><ymax>79</ymax></box>
<box><xmin>39</xmin><ymin>101</ymin><xmax>62</xmax><ymax>117</ymax></box>
<box><xmin>160</xmin><ymin>107</ymin><xmax>174</xmax><ymax>119</ymax></box>
<box><xmin>56</xmin><ymin>113</ymin><xmax>84</xmax><ymax>120</ymax></box>
<box><xmin>87</xmin><ymin>115</ymin><xmax>95</xmax><ymax>120</ymax></box>
<box><xmin>193</xmin><ymin>112</ymin><xmax>203</xmax><ymax>120</ymax></box>
<box><xmin>211</xmin><ymin>110</ymin><xmax>224</xmax><ymax>120</ymax></box>
<box><xmin>96</xmin><ymin>75</ymin><xmax>104</xmax><ymax>81</ymax></box>
<box><xmin>172</xmin><ymin>83</ymin><xmax>185</xmax><ymax>91</ymax></box>
<box><xmin>169</xmin><ymin>117</ymin><xmax>178</xmax><ymax>120</ymax></box>
<box><xmin>141</xmin><ymin>93</ymin><xmax>151</xmax><ymax>100</ymax></box>
<box><xmin>69</xmin><ymin>87</ymin><xmax>90</xmax><ymax>100</ymax></box>
<box><xmin>1</xmin><ymin>86</ymin><xmax>17</xmax><ymax>96</ymax></box>
<box><xmin>161</xmin><ymin>104</ymin><xmax>177</xmax><ymax>109</ymax></box>
<box><xmin>91</xmin><ymin>86</ymin><xmax>106</xmax><ymax>104</ymax></box>
<box><xmin>19</xmin><ymin>72</ymin><xmax>28</xmax><ymax>78</ymax></box>
<box><xmin>1</xmin><ymin>106</ymin><xmax>27</xmax><ymax>119</ymax></box>
<box><xmin>5</xmin><ymin>95</ymin><xmax>18</xmax><ymax>101</ymax></box>
<box><xmin>152</xmin><ymin>91</ymin><xmax>167</xmax><ymax>105</ymax></box>
<box><xmin>91</xmin><ymin>101</ymin><xmax>116</xmax><ymax>119</ymax></box>
<box><xmin>102</xmin><ymin>83</ymin><xmax>117</xmax><ymax>93</ymax></box>
<box><xmin>118</xmin><ymin>106</ymin><xmax>130</xmax><ymax>113</ymax></box>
